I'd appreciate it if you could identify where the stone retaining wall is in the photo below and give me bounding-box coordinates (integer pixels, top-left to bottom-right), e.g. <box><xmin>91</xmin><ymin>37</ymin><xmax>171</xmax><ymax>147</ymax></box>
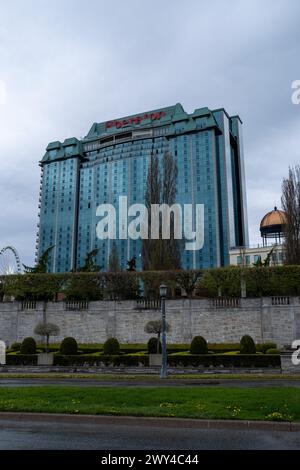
<box><xmin>0</xmin><ymin>297</ymin><xmax>299</xmax><ymax>347</ymax></box>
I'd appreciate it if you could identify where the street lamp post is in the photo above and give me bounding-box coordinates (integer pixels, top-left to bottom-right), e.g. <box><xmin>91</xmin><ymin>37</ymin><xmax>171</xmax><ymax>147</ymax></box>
<box><xmin>159</xmin><ymin>284</ymin><xmax>168</xmax><ymax>379</ymax></box>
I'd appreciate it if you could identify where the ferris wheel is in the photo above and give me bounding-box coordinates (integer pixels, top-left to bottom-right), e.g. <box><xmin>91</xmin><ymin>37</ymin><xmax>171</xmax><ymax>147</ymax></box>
<box><xmin>0</xmin><ymin>246</ymin><xmax>22</xmax><ymax>275</ymax></box>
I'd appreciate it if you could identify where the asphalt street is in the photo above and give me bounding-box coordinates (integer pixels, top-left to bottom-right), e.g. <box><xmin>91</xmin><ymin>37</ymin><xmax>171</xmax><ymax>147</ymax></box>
<box><xmin>0</xmin><ymin>417</ymin><xmax>299</xmax><ymax>450</ymax></box>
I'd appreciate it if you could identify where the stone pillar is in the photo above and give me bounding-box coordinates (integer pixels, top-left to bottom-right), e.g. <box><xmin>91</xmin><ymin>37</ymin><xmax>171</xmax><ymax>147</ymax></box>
<box><xmin>0</xmin><ymin>340</ymin><xmax>6</xmax><ymax>365</ymax></box>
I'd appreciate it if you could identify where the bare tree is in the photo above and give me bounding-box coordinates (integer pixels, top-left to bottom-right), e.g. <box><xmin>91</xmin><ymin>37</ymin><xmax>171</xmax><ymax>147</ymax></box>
<box><xmin>175</xmin><ymin>270</ymin><xmax>203</xmax><ymax>298</ymax></box>
<box><xmin>144</xmin><ymin>320</ymin><xmax>170</xmax><ymax>354</ymax></box>
<box><xmin>162</xmin><ymin>151</ymin><xmax>181</xmax><ymax>269</ymax></box>
<box><xmin>281</xmin><ymin>165</ymin><xmax>300</xmax><ymax>264</ymax></box>
<box><xmin>34</xmin><ymin>322</ymin><xmax>60</xmax><ymax>353</ymax></box>
<box><xmin>142</xmin><ymin>152</ymin><xmax>161</xmax><ymax>270</ymax></box>
<box><xmin>142</xmin><ymin>151</ymin><xmax>181</xmax><ymax>271</ymax></box>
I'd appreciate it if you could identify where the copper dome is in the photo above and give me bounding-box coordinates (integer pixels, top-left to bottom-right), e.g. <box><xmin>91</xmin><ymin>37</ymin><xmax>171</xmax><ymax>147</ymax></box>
<box><xmin>260</xmin><ymin>207</ymin><xmax>286</xmax><ymax>229</ymax></box>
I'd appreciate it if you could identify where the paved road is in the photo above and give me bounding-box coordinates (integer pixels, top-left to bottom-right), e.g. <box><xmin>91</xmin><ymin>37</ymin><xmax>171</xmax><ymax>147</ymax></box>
<box><xmin>0</xmin><ymin>378</ymin><xmax>300</xmax><ymax>387</ymax></box>
<box><xmin>0</xmin><ymin>378</ymin><xmax>299</xmax><ymax>451</ymax></box>
<box><xmin>0</xmin><ymin>417</ymin><xmax>299</xmax><ymax>450</ymax></box>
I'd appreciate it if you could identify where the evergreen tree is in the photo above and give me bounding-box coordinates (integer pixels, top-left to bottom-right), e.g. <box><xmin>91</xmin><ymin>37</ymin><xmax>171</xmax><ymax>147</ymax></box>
<box><xmin>23</xmin><ymin>246</ymin><xmax>54</xmax><ymax>273</ymax></box>
<box><xmin>78</xmin><ymin>249</ymin><xmax>101</xmax><ymax>272</ymax></box>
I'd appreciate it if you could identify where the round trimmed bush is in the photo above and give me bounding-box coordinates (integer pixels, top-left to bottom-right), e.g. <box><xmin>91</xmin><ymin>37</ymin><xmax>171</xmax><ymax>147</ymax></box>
<box><xmin>20</xmin><ymin>337</ymin><xmax>36</xmax><ymax>355</ymax></box>
<box><xmin>103</xmin><ymin>337</ymin><xmax>120</xmax><ymax>355</ymax></box>
<box><xmin>190</xmin><ymin>336</ymin><xmax>208</xmax><ymax>354</ymax></box>
<box><xmin>147</xmin><ymin>337</ymin><xmax>162</xmax><ymax>354</ymax></box>
<box><xmin>10</xmin><ymin>342</ymin><xmax>21</xmax><ymax>351</ymax></box>
<box><xmin>265</xmin><ymin>348</ymin><xmax>280</xmax><ymax>355</ymax></box>
<box><xmin>240</xmin><ymin>335</ymin><xmax>256</xmax><ymax>354</ymax></box>
<box><xmin>60</xmin><ymin>337</ymin><xmax>78</xmax><ymax>355</ymax></box>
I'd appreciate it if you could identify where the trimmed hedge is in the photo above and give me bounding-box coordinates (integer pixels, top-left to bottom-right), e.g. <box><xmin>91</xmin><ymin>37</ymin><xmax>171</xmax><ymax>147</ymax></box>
<box><xmin>167</xmin><ymin>354</ymin><xmax>280</xmax><ymax>368</ymax></box>
<box><xmin>4</xmin><ymin>353</ymin><xmax>280</xmax><ymax>368</ymax></box>
<box><xmin>256</xmin><ymin>342</ymin><xmax>277</xmax><ymax>354</ymax></box>
<box><xmin>60</xmin><ymin>337</ymin><xmax>78</xmax><ymax>355</ymax></box>
<box><xmin>240</xmin><ymin>335</ymin><xmax>256</xmax><ymax>354</ymax></box>
<box><xmin>103</xmin><ymin>338</ymin><xmax>120</xmax><ymax>355</ymax></box>
<box><xmin>148</xmin><ymin>337</ymin><xmax>162</xmax><ymax>354</ymax></box>
<box><xmin>266</xmin><ymin>348</ymin><xmax>280</xmax><ymax>355</ymax></box>
<box><xmin>20</xmin><ymin>337</ymin><xmax>37</xmax><ymax>355</ymax></box>
<box><xmin>53</xmin><ymin>354</ymin><xmax>149</xmax><ymax>367</ymax></box>
<box><xmin>207</xmin><ymin>343</ymin><xmax>240</xmax><ymax>353</ymax></box>
<box><xmin>190</xmin><ymin>336</ymin><xmax>208</xmax><ymax>354</ymax></box>
<box><xmin>6</xmin><ymin>354</ymin><xmax>38</xmax><ymax>365</ymax></box>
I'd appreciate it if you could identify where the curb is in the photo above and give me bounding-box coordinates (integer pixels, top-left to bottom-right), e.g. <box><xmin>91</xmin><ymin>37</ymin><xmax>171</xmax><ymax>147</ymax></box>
<box><xmin>0</xmin><ymin>412</ymin><xmax>299</xmax><ymax>432</ymax></box>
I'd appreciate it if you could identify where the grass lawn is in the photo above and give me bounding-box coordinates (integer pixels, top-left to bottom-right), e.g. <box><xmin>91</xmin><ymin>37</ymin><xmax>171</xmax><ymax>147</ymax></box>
<box><xmin>0</xmin><ymin>373</ymin><xmax>300</xmax><ymax>380</ymax></box>
<box><xmin>0</xmin><ymin>386</ymin><xmax>299</xmax><ymax>422</ymax></box>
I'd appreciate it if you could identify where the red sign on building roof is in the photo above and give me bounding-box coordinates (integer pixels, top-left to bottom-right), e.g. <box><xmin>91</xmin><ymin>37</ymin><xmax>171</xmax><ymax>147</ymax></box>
<box><xmin>106</xmin><ymin>111</ymin><xmax>166</xmax><ymax>129</ymax></box>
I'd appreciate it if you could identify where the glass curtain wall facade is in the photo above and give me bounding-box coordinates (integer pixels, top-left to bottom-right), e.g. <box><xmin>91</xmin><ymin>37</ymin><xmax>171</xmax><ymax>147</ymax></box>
<box><xmin>37</xmin><ymin>103</ymin><xmax>248</xmax><ymax>272</ymax></box>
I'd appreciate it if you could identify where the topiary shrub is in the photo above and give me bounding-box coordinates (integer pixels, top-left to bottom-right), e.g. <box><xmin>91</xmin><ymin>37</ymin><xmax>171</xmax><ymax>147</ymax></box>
<box><xmin>10</xmin><ymin>342</ymin><xmax>21</xmax><ymax>351</ymax></box>
<box><xmin>265</xmin><ymin>348</ymin><xmax>280</xmax><ymax>355</ymax></box>
<box><xmin>103</xmin><ymin>337</ymin><xmax>120</xmax><ymax>355</ymax></box>
<box><xmin>60</xmin><ymin>337</ymin><xmax>78</xmax><ymax>355</ymax></box>
<box><xmin>147</xmin><ymin>337</ymin><xmax>162</xmax><ymax>354</ymax></box>
<box><xmin>240</xmin><ymin>335</ymin><xmax>256</xmax><ymax>354</ymax></box>
<box><xmin>190</xmin><ymin>336</ymin><xmax>208</xmax><ymax>354</ymax></box>
<box><xmin>20</xmin><ymin>337</ymin><xmax>37</xmax><ymax>355</ymax></box>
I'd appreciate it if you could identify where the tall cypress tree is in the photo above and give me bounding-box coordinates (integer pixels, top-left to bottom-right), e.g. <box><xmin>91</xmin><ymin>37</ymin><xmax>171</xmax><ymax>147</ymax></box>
<box><xmin>142</xmin><ymin>151</ymin><xmax>181</xmax><ymax>271</ymax></box>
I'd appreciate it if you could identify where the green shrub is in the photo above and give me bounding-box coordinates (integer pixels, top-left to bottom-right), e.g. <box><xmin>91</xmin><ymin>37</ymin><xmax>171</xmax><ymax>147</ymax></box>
<box><xmin>10</xmin><ymin>342</ymin><xmax>21</xmax><ymax>351</ymax></box>
<box><xmin>6</xmin><ymin>354</ymin><xmax>38</xmax><ymax>366</ymax></box>
<box><xmin>48</xmin><ymin>353</ymin><xmax>280</xmax><ymax>368</ymax></box>
<box><xmin>20</xmin><ymin>337</ymin><xmax>37</xmax><ymax>355</ymax></box>
<box><xmin>190</xmin><ymin>336</ymin><xmax>208</xmax><ymax>354</ymax></box>
<box><xmin>112</xmin><ymin>355</ymin><xmax>148</xmax><ymax>367</ymax></box>
<box><xmin>103</xmin><ymin>338</ymin><xmax>120</xmax><ymax>355</ymax></box>
<box><xmin>169</xmin><ymin>351</ymin><xmax>190</xmax><ymax>356</ymax></box>
<box><xmin>37</xmin><ymin>344</ymin><xmax>60</xmax><ymax>353</ymax></box>
<box><xmin>120</xmin><ymin>344</ymin><xmax>147</xmax><ymax>354</ymax></box>
<box><xmin>222</xmin><ymin>351</ymin><xmax>240</xmax><ymax>355</ymax></box>
<box><xmin>208</xmin><ymin>343</ymin><xmax>240</xmax><ymax>353</ymax></box>
<box><xmin>167</xmin><ymin>354</ymin><xmax>280</xmax><ymax>368</ymax></box>
<box><xmin>53</xmin><ymin>354</ymin><xmax>149</xmax><ymax>367</ymax></box>
<box><xmin>256</xmin><ymin>342</ymin><xmax>277</xmax><ymax>354</ymax></box>
<box><xmin>147</xmin><ymin>337</ymin><xmax>162</xmax><ymax>354</ymax></box>
<box><xmin>240</xmin><ymin>335</ymin><xmax>256</xmax><ymax>354</ymax></box>
<box><xmin>60</xmin><ymin>337</ymin><xmax>78</xmax><ymax>355</ymax></box>
<box><xmin>265</xmin><ymin>348</ymin><xmax>280</xmax><ymax>355</ymax></box>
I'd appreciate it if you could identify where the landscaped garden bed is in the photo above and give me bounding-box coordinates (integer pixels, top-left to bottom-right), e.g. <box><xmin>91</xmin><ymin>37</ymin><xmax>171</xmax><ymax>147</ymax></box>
<box><xmin>5</xmin><ymin>336</ymin><xmax>281</xmax><ymax>368</ymax></box>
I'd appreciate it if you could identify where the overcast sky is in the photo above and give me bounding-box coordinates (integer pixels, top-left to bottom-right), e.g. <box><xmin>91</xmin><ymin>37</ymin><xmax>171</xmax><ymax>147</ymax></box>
<box><xmin>0</xmin><ymin>0</ymin><xmax>300</xmax><ymax>267</ymax></box>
